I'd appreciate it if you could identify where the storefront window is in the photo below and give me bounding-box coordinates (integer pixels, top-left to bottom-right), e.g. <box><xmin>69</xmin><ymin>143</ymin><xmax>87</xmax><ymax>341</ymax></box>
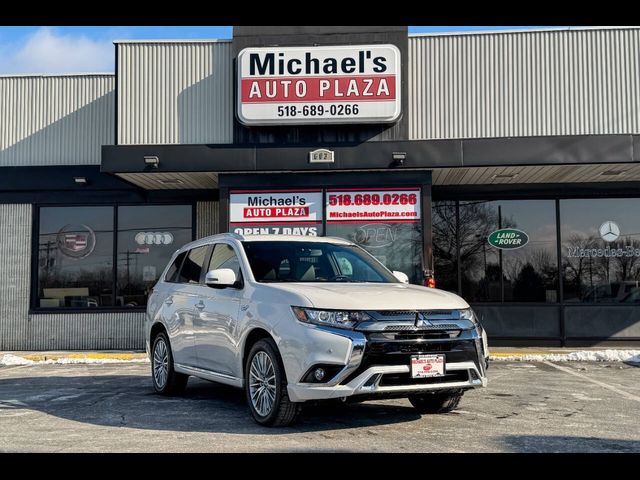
<box><xmin>432</xmin><ymin>201</ymin><xmax>458</xmax><ymax>293</ymax></box>
<box><xmin>325</xmin><ymin>222</ymin><xmax>423</xmax><ymax>283</ymax></box>
<box><xmin>38</xmin><ymin>207</ymin><xmax>114</xmax><ymax>308</ymax></box>
<box><xmin>560</xmin><ymin>199</ymin><xmax>640</xmax><ymax>303</ymax></box>
<box><xmin>116</xmin><ymin>205</ymin><xmax>193</xmax><ymax>306</ymax></box>
<box><xmin>36</xmin><ymin>204</ymin><xmax>193</xmax><ymax>309</ymax></box>
<box><xmin>459</xmin><ymin>200</ymin><xmax>558</xmax><ymax>303</ymax></box>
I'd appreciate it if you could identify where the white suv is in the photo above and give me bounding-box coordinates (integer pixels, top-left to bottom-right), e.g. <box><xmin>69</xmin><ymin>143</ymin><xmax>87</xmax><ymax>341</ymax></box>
<box><xmin>146</xmin><ymin>233</ymin><xmax>489</xmax><ymax>426</ymax></box>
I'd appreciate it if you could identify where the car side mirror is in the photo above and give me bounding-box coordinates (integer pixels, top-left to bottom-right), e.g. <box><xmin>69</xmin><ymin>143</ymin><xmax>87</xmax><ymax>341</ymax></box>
<box><xmin>392</xmin><ymin>271</ymin><xmax>409</xmax><ymax>284</ymax></box>
<box><xmin>205</xmin><ymin>269</ymin><xmax>237</xmax><ymax>288</ymax></box>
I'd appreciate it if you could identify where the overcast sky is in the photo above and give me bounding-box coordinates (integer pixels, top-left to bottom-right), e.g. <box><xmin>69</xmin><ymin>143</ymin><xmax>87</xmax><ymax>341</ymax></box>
<box><xmin>0</xmin><ymin>26</ymin><xmax>567</xmax><ymax>75</ymax></box>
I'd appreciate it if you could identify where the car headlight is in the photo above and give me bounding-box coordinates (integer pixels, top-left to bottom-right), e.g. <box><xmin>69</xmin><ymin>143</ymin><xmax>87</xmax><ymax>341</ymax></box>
<box><xmin>291</xmin><ymin>307</ymin><xmax>371</xmax><ymax>330</ymax></box>
<box><xmin>459</xmin><ymin>308</ymin><xmax>479</xmax><ymax>325</ymax></box>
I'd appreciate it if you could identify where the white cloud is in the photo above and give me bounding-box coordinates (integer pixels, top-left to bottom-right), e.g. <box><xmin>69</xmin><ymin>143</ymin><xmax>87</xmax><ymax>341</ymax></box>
<box><xmin>0</xmin><ymin>27</ymin><xmax>114</xmax><ymax>75</ymax></box>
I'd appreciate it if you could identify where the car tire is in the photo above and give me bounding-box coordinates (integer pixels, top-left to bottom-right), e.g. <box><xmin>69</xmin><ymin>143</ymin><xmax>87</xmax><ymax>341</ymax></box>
<box><xmin>151</xmin><ymin>331</ymin><xmax>188</xmax><ymax>395</ymax></box>
<box><xmin>245</xmin><ymin>338</ymin><xmax>301</xmax><ymax>427</ymax></box>
<box><xmin>408</xmin><ymin>390</ymin><xmax>464</xmax><ymax>414</ymax></box>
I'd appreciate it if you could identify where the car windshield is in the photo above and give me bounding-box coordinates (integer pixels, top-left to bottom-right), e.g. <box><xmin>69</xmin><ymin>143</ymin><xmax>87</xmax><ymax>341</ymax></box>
<box><xmin>241</xmin><ymin>241</ymin><xmax>399</xmax><ymax>283</ymax></box>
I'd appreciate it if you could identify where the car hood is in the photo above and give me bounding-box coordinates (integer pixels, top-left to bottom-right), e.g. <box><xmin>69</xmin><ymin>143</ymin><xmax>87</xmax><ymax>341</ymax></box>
<box><xmin>261</xmin><ymin>282</ymin><xmax>469</xmax><ymax>310</ymax></box>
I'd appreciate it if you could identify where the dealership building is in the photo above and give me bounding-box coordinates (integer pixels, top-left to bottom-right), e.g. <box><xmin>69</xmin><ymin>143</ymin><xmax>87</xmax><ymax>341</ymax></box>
<box><xmin>2</xmin><ymin>25</ymin><xmax>640</xmax><ymax>350</ymax></box>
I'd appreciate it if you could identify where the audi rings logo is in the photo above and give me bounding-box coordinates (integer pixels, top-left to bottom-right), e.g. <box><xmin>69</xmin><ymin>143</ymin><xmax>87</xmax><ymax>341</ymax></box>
<box><xmin>135</xmin><ymin>232</ymin><xmax>174</xmax><ymax>246</ymax></box>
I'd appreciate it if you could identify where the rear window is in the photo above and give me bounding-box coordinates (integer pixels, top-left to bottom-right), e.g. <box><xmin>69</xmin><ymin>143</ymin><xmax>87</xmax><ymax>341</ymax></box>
<box><xmin>177</xmin><ymin>246</ymin><xmax>210</xmax><ymax>284</ymax></box>
<box><xmin>164</xmin><ymin>251</ymin><xmax>187</xmax><ymax>283</ymax></box>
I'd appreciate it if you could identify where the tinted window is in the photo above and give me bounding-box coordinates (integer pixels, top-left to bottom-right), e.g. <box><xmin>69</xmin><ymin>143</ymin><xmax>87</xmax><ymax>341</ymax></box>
<box><xmin>178</xmin><ymin>246</ymin><xmax>209</xmax><ymax>284</ymax></box>
<box><xmin>38</xmin><ymin>206</ymin><xmax>114</xmax><ymax>308</ymax></box>
<box><xmin>432</xmin><ymin>201</ymin><xmax>459</xmax><ymax>294</ymax></box>
<box><xmin>458</xmin><ymin>200</ymin><xmax>558</xmax><ymax>303</ymax></box>
<box><xmin>117</xmin><ymin>205</ymin><xmax>193</xmax><ymax>306</ymax></box>
<box><xmin>560</xmin><ymin>199</ymin><xmax>640</xmax><ymax>303</ymax></box>
<box><xmin>325</xmin><ymin>222</ymin><xmax>422</xmax><ymax>284</ymax></box>
<box><xmin>208</xmin><ymin>244</ymin><xmax>242</xmax><ymax>279</ymax></box>
<box><xmin>165</xmin><ymin>251</ymin><xmax>187</xmax><ymax>283</ymax></box>
<box><xmin>242</xmin><ymin>241</ymin><xmax>398</xmax><ymax>283</ymax></box>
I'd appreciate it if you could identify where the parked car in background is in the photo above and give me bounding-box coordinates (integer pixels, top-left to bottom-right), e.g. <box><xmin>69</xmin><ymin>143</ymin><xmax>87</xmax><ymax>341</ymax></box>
<box><xmin>145</xmin><ymin>233</ymin><xmax>489</xmax><ymax>426</ymax></box>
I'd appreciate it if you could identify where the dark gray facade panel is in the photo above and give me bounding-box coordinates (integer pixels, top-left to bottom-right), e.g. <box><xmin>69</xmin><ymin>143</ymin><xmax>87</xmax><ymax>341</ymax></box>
<box><xmin>564</xmin><ymin>307</ymin><xmax>640</xmax><ymax>339</ymax></box>
<box><xmin>101</xmin><ymin>139</ymin><xmax>462</xmax><ymax>174</ymax></box>
<box><xmin>196</xmin><ymin>201</ymin><xmax>219</xmax><ymax>239</ymax></box>
<box><xmin>633</xmin><ymin>135</ymin><xmax>640</xmax><ymax>162</ymax></box>
<box><xmin>472</xmin><ymin>305</ymin><xmax>561</xmax><ymax>338</ymax></box>
<box><xmin>463</xmin><ymin>135</ymin><xmax>634</xmax><ymax>167</ymax></box>
<box><xmin>101</xmin><ymin>144</ymin><xmax>256</xmax><ymax>173</ymax></box>
<box><xmin>102</xmin><ymin>135</ymin><xmax>639</xmax><ymax>175</ymax></box>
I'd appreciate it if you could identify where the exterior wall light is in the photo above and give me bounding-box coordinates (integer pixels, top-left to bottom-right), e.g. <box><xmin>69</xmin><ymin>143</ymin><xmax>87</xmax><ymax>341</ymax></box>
<box><xmin>73</xmin><ymin>177</ymin><xmax>88</xmax><ymax>186</ymax></box>
<box><xmin>392</xmin><ymin>152</ymin><xmax>406</xmax><ymax>166</ymax></box>
<box><xmin>144</xmin><ymin>155</ymin><xmax>160</xmax><ymax>168</ymax></box>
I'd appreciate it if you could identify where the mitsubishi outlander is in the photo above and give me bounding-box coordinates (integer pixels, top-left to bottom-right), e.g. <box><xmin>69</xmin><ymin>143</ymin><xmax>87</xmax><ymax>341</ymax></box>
<box><xmin>145</xmin><ymin>233</ymin><xmax>489</xmax><ymax>427</ymax></box>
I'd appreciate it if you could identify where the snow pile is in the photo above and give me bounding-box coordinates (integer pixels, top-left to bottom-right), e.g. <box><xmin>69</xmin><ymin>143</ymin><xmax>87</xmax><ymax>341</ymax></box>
<box><xmin>0</xmin><ymin>354</ymin><xmax>149</xmax><ymax>366</ymax></box>
<box><xmin>491</xmin><ymin>349</ymin><xmax>640</xmax><ymax>363</ymax></box>
<box><xmin>0</xmin><ymin>354</ymin><xmax>35</xmax><ymax>366</ymax></box>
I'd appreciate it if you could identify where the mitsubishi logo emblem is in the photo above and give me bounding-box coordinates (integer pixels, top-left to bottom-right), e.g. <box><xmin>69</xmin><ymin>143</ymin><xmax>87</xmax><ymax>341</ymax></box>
<box><xmin>415</xmin><ymin>312</ymin><xmax>433</xmax><ymax>328</ymax></box>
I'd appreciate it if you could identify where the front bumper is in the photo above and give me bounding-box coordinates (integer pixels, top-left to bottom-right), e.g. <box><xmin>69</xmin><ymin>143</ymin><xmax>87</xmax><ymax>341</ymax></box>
<box><xmin>288</xmin><ymin>361</ymin><xmax>485</xmax><ymax>402</ymax></box>
<box><xmin>287</xmin><ymin>323</ymin><xmax>488</xmax><ymax>403</ymax></box>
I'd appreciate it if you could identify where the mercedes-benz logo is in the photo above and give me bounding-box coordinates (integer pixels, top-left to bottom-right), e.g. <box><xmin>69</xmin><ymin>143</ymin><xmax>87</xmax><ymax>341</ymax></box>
<box><xmin>599</xmin><ymin>221</ymin><xmax>620</xmax><ymax>243</ymax></box>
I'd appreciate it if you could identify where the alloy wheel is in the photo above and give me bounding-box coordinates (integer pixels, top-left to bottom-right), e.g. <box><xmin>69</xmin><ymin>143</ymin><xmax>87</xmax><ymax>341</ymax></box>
<box><xmin>153</xmin><ymin>338</ymin><xmax>169</xmax><ymax>389</ymax></box>
<box><xmin>249</xmin><ymin>351</ymin><xmax>277</xmax><ymax>417</ymax></box>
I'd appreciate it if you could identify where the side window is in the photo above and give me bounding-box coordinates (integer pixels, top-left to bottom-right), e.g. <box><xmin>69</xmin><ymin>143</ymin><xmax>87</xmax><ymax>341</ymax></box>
<box><xmin>208</xmin><ymin>244</ymin><xmax>242</xmax><ymax>280</ymax></box>
<box><xmin>178</xmin><ymin>246</ymin><xmax>209</xmax><ymax>284</ymax></box>
<box><xmin>165</xmin><ymin>251</ymin><xmax>187</xmax><ymax>283</ymax></box>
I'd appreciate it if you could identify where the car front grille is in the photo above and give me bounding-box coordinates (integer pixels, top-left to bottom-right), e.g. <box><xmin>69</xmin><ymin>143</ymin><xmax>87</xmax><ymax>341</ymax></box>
<box><xmin>383</xmin><ymin>324</ymin><xmax>461</xmax><ymax>332</ymax></box>
<box><xmin>340</xmin><ymin>335</ymin><xmax>481</xmax><ymax>386</ymax></box>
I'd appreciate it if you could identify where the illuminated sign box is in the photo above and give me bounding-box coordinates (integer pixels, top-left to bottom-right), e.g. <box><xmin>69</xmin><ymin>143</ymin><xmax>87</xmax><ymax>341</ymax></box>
<box><xmin>237</xmin><ymin>44</ymin><xmax>401</xmax><ymax>126</ymax></box>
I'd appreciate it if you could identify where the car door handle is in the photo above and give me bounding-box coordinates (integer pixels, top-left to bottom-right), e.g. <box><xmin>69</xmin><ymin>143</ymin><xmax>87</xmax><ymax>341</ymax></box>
<box><xmin>164</xmin><ymin>299</ymin><xmax>173</xmax><ymax>306</ymax></box>
<box><xmin>194</xmin><ymin>301</ymin><xmax>205</xmax><ymax>310</ymax></box>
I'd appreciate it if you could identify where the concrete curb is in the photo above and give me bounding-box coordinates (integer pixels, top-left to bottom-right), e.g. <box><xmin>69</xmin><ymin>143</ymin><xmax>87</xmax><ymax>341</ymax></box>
<box><xmin>20</xmin><ymin>352</ymin><xmax>148</xmax><ymax>362</ymax></box>
<box><xmin>2</xmin><ymin>348</ymin><xmax>639</xmax><ymax>364</ymax></box>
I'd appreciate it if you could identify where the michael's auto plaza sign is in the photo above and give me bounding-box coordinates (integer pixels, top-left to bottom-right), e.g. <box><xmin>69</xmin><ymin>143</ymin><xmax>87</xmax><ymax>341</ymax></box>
<box><xmin>237</xmin><ymin>44</ymin><xmax>401</xmax><ymax>125</ymax></box>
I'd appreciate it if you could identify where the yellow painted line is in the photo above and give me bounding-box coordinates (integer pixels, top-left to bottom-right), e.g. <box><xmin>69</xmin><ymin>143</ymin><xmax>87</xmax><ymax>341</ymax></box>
<box><xmin>490</xmin><ymin>351</ymin><xmax>554</xmax><ymax>357</ymax></box>
<box><xmin>21</xmin><ymin>353</ymin><xmax>147</xmax><ymax>362</ymax></box>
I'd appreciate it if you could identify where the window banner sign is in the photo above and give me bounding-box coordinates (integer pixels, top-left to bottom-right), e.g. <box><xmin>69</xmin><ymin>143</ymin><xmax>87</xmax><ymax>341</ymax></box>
<box><xmin>229</xmin><ymin>189</ymin><xmax>323</xmax><ymax>236</ymax></box>
<box><xmin>326</xmin><ymin>188</ymin><xmax>421</xmax><ymax>223</ymax></box>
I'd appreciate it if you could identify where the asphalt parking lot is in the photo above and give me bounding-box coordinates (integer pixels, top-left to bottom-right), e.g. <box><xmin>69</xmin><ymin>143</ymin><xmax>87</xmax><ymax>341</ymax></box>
<box><xmin>0</xmin><ymin>361</ymin><xmax>638</xmax><ymax>452</ymax></box>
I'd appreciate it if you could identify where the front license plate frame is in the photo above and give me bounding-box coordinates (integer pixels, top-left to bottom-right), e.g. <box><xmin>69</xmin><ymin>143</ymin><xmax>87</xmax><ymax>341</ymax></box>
<box><xmin>411</xmin><ymin>354</ymin><xmax>446</xmax><ymax>378</ymax></box>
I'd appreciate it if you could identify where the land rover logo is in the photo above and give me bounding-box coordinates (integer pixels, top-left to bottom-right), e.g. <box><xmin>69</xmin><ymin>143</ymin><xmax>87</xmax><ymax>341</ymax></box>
<box><xmin>487</xmin><ymin>228</ymin><xmax>529</xmax><ymax>250</ymax></box>
<box><xmin>599</xmin><ymin>221</ymin><xmax>620</xmax><ymax>242</ymax></box>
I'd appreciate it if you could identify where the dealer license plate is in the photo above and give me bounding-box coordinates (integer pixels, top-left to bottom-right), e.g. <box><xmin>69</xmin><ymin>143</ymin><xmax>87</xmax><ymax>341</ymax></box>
<box><xmin>411</xmin><ymin>354</ymin><xmax>445</xmax><ymax>378</ymax></box>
